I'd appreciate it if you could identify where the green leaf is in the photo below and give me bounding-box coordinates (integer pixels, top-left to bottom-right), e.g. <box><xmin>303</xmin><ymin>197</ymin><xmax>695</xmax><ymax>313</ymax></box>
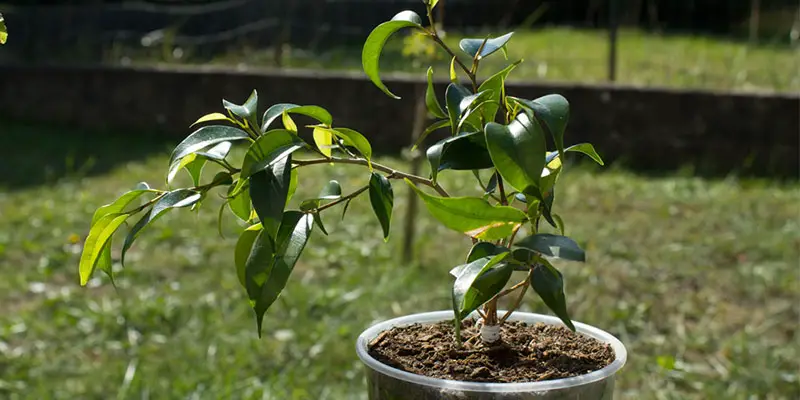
<box><xmin>531</xmin><ymin>261</ymin><xmax>575</xmax><ymax>331</ymax></box>
<box><xmin>95</xmin><ymin>240</ymin><xmax>115</xmax><ymax>285</ymax></box>
<box><xmin>449</xmin><ymin>56</ymin><xmax>457</xmax><ymax>83</ymax></box>
<box><xmin>120</xmin><ymin>189</ymin><xmax>202</xmax><ymax>266</ymax></box>
<box><xmin>369</xmin><ymin>173</ymin><xmax>394</xmax><ymax>240</ymax></box>
<box><xmin>298</xmin><ymin>180</ymin><xmax>342</xmax><ymax>212</ymax></box>
<box><xmin>425</xmin><ymin>67</ymin><xmax>446</xmax><ymax>119</ymax></box>
<box><xmin>250</xmin><ymin>155</ymin><xmax>292</xmax><ymax>240</ymax></box>
<box><xmin>91</xmin><ymin>187</ymin><xmax>156</xmax><ymax>225</ymax></box>
<box><xmin>407</xmin><ymin>180</ymin><xmax>527</xmax><ymax>240</ymax></box>
<box><xmin>333</xmin><ymin>128</ymin><xmax>373</xmax><ymax>164</ymax></box>
<box><xmin>191</xmin><ymin>112</ymin><xmax>235</xmax><ymax>127</ymax></box>
<box><xmin>552</xmin><ymin>213</ymin><xmax>566</xmax><ymax>235</ymax></box>
<box><xmin>227</xmin><ymin>180</ymin><xmax>252</xmax><ymax>221</ymax></box>
<box><xmin>287</xmin><ymin>169</ymin><xmax>298</xmax><ymax>208</ymax></box>
<box><xmin>426</xmin><ymin>132</ymin><xmax>493</xmax><ymax>182</ymax></box>
<box><xmin>478</xmin><ymin>61</ymin><xmax>521</xmax><ymax>123</ymax></box>
<box><xmin>511</xmin><ymin>95</ymin><xmax>569</xmax><ymax>158</ymax></box>
<box><xmin>223</xmin><ymin>90</ymin><xmax>259</xmax><ymax>128</ymax></box>
<box><xmin>485</xmin><ymin>113</ymin><xmax>547</xmax><ymax>194</ymax></box>
<box><xmin>262</xmin><ymin>103</ymin><xmax>299</xmax><ymax>132</ymax></box>
<box><xmin>452</xmin><ymin>253</ymin><xmax>512</xmax><ymax>319</ymax></box>
<box><xmin>515</xmin><ymin>233</ymin><xmax>585</xmax><ymax>262</ymax></box>
<box><xmin>362</xmin><ymin>11</ymin><xmax>423</xmax><ymax>99</ymax></box>
<box><xmin>79</xmin><ymin>213</ymin><xmax>129</xmax><ymax>285</ymax></box>
<box><xmin>262</xmin><ymin>104</ymin><xmax>333</xmax><ymax>132</ymax></box>
<box><xmin>0</xmin><ymin>13</ymin><xmax>6</xmax><ymax>44</ymax></box>
<box><xmin>445</xmin><ymin>83</ymin><xmax>472</xmax><ymax>134</ymax></box>
<box><xmin>428</xmin><ymin>0</ymin><xmax>440</xmax><ymax>9</ymax></box>
<box><xmin>563</xmin><ymin>143</ymin><xmax>604</xmax><ymax>166</ymax></box>
<box><xmin>312</xmin><ymin>127</ymin><xmax>333</xmax><ymax>157</ymax></box>
<box><xmin>459</xmin><ymin>32</ymin><xmax>514</xmax><ymax>59</ymax></box>
<box><xmin>247</xmin><ymin>212</ymin><xmax>314</xmax><ymax>336</ymax></box>
<box><xmin>450</xmin><ymin>242</ymin><xmax>509</xmax><ymax>277</ymax></box>
<box><xmin>412</xmin><ymin>119</ymin><xmax>450</xmax><ymax>152</ymax></box>
<box><xmin>169</xmin><ymin>125</ymin><xmax>250</xmax><ymax>168</ymax></box>
<box><xmin>313</xmin><ymin>212</ymin><xmax>329</xmax><ymax>236</ymax></box>
<box><xmin>240</xmin><ymin>130</ymin><xmax>306</xmax><ymax>179</ymax></box>
<box><xmin>282</xmin><ymin>111</ymin><xmax>298</xmax><ymax>133</ymax></box>
<box><xmin>167</xmin><ymin>141</ymin><xmax>231</xmax><ymax>186</ymax></box>
<box><xmin>235</xmin><ymin>223</ymin><xmax>262</xmax><ymax>288</ymax></box>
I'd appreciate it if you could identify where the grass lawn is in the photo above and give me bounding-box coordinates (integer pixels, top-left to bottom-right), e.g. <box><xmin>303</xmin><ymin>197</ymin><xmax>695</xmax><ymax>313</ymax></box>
<box><xmin>200</xmin><ymin>27</ymin><xmax>800</xmax><ymax>93</ymax></box>
<box><xmin>0</xmin><ymin>121</ymin><xmax>798</xmax><ymax>399</ymax></box>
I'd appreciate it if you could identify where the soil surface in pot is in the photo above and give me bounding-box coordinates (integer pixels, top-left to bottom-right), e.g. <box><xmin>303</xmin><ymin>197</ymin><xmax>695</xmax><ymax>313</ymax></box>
<box><xmin>368</xmin><ymin>319</ymin><xmax>614</xmax><ymax>383</ymax></box>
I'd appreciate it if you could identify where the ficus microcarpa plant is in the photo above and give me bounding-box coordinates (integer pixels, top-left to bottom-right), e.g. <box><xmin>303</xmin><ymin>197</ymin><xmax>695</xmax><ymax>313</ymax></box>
<box><xmin>78</xmin><ymin>0</ymin><xmax>604</xmax><ymax>345</ymax></box>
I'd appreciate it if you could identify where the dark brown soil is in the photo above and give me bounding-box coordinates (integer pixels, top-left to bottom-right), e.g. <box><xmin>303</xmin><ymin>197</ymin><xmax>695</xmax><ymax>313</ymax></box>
<box><xmin>368</xmin><ymin>319</ymin><xmax>615</xmax><ymax>383</ymax></box>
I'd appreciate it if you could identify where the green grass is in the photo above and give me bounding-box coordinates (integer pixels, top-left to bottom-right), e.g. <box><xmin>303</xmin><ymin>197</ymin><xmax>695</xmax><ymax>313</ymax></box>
<box><xmin>1</xmin><ymin>123</ymin><xmax>798</xmax><ymax>399</ymax></box>
<box><xmin>194</xmin><ymin>27</ymin><xmax>800</xmax><ymax>93</ymax></box>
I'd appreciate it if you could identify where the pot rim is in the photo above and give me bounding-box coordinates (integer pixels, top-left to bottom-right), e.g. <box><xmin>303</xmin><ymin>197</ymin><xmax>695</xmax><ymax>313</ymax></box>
<box><xmin>356</xmin><ymin>310</ymin><xmax>627</xmax><ymax>393</ymax></box>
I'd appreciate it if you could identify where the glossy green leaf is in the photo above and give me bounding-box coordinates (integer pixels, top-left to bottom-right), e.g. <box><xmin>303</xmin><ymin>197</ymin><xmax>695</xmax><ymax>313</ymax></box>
<box><xmin>452</xmin><ymin>253</ymin><xmax>512</xmax><ymax>319</ymax></box>
<box><xmin>428</xmin><ymin>0</ymin><xmax>440</xmax><ymax>9</ymax></box>
<box><xmin>167</xmin><ymin>141</ymin><xmax>231</xmax><ymax>186</ymax></box>
<box><xmin>457</xmin><ymin>90</ymin><xmax>494</xmax><ymax>131</ymax></box>
<box><xmin>478</xmin><ymin>61</ymin><xmax>521</xmax><ymax>123</ymax></box>
<box><xmin>564</xmin><ymin>143</ymin><xmax>605</xmax><ymax>165</ymax></box>
<box><xmin>485</xmin><ymin>113</ymin><xmax>547</xmax><ymax>194</ymax></box>
<box><xmin>223</xmin><ymin>90</ymin><xmax>259</xmax><ymax>128</ymax></box>
<box><xmin>313</xmin><ymin>212</ymin><xmax>329</xmax><ymax>236</ymax></box>
<box><xmin>426</xmin><ymin>132</ymin><xmax>493</xmax><ymax>182</ymax></box>
<box><xmin>412</xmin><ymin>119</ymin><xmax>450</xmax><ymax>152</ymax></box>
<box><xmin>449</xmin><ymin>56</ymin><xmax>457</xmax><ymax>83</ymax></box>
<box><xmin>79</xmin><ymin>213</ymin><xmax>129</xmax><ymax>285</ymax></box>
<box><xmin>362</xmin><ymin>11</ymin><xmax>423</xmax><ymax>99</ymax></box>
<box><xmin>341</xmin><ymin>198</ymin><xmax>353</xmax><ymax>221</ymax></box>
<box><xmin>531</xmin><ymin>261</ymin><xmax>575</xmax><ymax>331</ymax></box>
<box><xmin>445</xmin><ymin>83</ymin><xmax>472</xmax><ymax>134</ymax></box>
<box><xmin>169</xmin><ymin>125</ymin><xmax>250</xmax><ymax>168</ymax></box>
<box><xmin>0</xmin><ymin>13</ymin><xmax>6</xmax><ymax>44</ymax></box>
<box><xmin>459</xmin><ymin>32</ymin><xmax>514</xmax><ymax>59</ymax></box>
<box><xmin>511</xmin><ymin>95</ymin><xmax>569</xmax><ymax>158</ymax></box>
<box><xmin>95</xmin><ymin>240</ymin><xmax>115</xmax><ymax>284</ymax></box>
<box><xmin>91</xmin><ymin>187</ymin><xmax>156</xmax><ymax>225</ymax></box>
<box><xmin>515</xmin><ymin>233</ymin><xmax>585</xmax><ymax>262</ymax></box>
<box><xmin>120</xmin><ymin>189</ymin><xmax>202</xmax><ymax>267</ymax></box>
<box><xmin>552</xmin><ymin>213</ymin><xmax>566</xmax><ymax>236</ymax></box>
<box><xmin>247</xmin><ymin>212</ymin><xmax>314</xmax><ymax>336</ymax></box>
<box><xmin>282</xmin><ymin>111</ymin><xmax>298</xmax><ymax>133</ymax></box>
<box><xmin>299</xmin><ymin>180</ymin><xmax>343</xmax><ymax>212</ymax></box>
<box><xmin>262</xmin><ymin>103</ymin><xmax>299</xmax><ymax>132</ymax></box>
<box><xmin>227</xmin><ymin>180</ymin><xmax>252</xmax><ymax>221</ymax></box>
<box><xmin>287</xmin><ymin>168</ymin><xmax>298</xmax><ymax>208</ymax></box>
<box><xmin>235</xmin><ymin>223</ymin><xmax>262</xmax><ymax>288</ymax></box>
<box><xmin>333</xmin><ymin>128</ymin><xmax>373</xmax><ymax>164</ymax></box>
<box><xmin>369</xmin><ymin>173</ymin><xmax>394</xmax><ymax>240</ymax></box>
<box><xmin>240</xmin><ymin>130</ymin><xmax>306</xmax><ymax>179</ymax></box>
<box><xmin>451</xmin><ymin>242</ymin><xmax>509</xmax><ymax>277</ymax></box>
<box><xmin>425</xmin><ymin>67</ymin><xmax>446</xmax><ymax>119</ymax></box>
<box><xmin>312</xmin><ymin>126</ymin><xmax>333</xmax><ymax>157</ymax></box>
<box><xmin>191</xmin><ymin>112</ymin><xmax>234</xmax><ymax>127</ymax></box>
<box><xmin>250</xmin><ymin>155</ymin><xmax>292</xmax><ymax>240</ymax></box>
<box><xmin>407</xmin><ymin>180</ymin><xmax>527</xmax><ymax>240</ymax></box>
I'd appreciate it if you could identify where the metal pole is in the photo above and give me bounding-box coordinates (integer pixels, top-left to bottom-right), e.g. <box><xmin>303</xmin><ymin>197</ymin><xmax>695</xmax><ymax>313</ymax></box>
<box><xmin>608</xmin><ymin>0</ymin><xmax>618</xmax><ymax>82</ymax></box>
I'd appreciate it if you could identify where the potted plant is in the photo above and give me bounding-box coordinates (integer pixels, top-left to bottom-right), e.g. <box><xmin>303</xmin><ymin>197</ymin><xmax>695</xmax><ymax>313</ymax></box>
<box><xmin>78</xmin><ymin>1</ymin><xmax>626</xmax><ymax>398</ymax></box>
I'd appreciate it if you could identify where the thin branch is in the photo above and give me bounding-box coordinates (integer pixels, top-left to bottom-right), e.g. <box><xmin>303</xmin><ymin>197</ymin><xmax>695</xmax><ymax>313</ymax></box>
<box><xmin>314</xmin><ymin>185</ymin><xmax>368</xmax><ymax>213</ymax></box>
<box><xmin>293</xmin><ymin>157</ymin><xmax>450</xmax><ymax>197</ymax></box>
<box><xmin>500</xmin><ymin>273</ymin><xmax>531</xmax><ymax>323</ymax></box>
<box><xmin>430</xmin><ymin>35</ymin><xmax>478</xmax><ymax>92</ymax></box>
<box><xmin>489</xmin><ymin>276</ymin><xmax>528</xmax><ymax>305</ymax></box>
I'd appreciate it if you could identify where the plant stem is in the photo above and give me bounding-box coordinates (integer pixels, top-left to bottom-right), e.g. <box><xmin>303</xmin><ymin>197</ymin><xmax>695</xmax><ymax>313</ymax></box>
<box><xmin>500</xmin><ymin>271</ymin><xmax>532</xmax><ymax>322</ymax></box>
<box><xmin>314</xmin><ymin>185</ymin><xmax>368</xmax><ymax>213</ymax></box>
<box><xmin>429</xmin><ymin>35</ymin><xmax>478</xmax><ymax>92</ymax></box>
<box><xmin>293</xmin><ymin>157</ymin><xmax>450</xmax><ymax>197</ymax></box>
<box><xmin>497</xmin><ymin>174</ymin><xmax>508</xmax><ymax>206</ymax></box>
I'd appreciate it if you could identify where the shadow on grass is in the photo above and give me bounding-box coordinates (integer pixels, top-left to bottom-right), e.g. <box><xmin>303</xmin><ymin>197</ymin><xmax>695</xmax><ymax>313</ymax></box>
<box><xmin>0</xmin><ymin>119</ymin><xmax>176</xmax><ymax>191</ymax></box>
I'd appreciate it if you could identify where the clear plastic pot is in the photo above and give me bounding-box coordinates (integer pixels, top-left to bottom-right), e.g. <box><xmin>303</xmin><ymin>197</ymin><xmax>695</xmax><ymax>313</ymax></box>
<box><xmin>356</xmin><ymin>311</ymin><xmax>627</xmax><ymax>400</ymax></box>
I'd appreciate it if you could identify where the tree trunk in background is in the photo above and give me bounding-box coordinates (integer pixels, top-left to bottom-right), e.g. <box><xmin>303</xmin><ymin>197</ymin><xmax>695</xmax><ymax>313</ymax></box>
<box><xmin>749</xmin><ymin>0</ymin><xmax>761</xmax><ymax>44</ymax></box>
<box><xmin>608</xmin><ymin>0</ymin><xmax>618</xmax><ymax>82</ymax></box>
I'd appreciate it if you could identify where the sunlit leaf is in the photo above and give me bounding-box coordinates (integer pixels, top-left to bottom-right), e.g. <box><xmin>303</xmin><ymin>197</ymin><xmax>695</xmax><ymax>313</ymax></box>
<box><xmin>426</xmin><ymin>67</ymin><xmax>446</xmax><ymax>119</ymax></box>
<box><xmin>312</xmin><ymin>127</ymin><xmax>333</xmax><ymax>157</ymax></box>
<box><xmin>478</xmin><ymin>60</ymin><xmax>521</xmax><ymax>123</ymax></box>
<box><xmin>514</xmin><ymin>233</ymin><xmax>585</xmax><ymax>262</ymax></box>
<box><xmin>362</xmin><ymin>11</ymin><xmax>423</xmax><ymax>99</ymax></box>
<box><xmin>79</xmin><ymin>213</ymin><xmax>129</xmax><ymax>286</ymax></box>
<box><xmin>282</xmin><ymin>111</ymin><xmax>298</xmax><ymax>133</ymax></box>
<box><xmin>169</xmin><ymin>125</ymin><xmax>250</xmax><ymax>168</ymax></box>
<box><xmin>235</xmin><ymin>223</ymin><xmax>262</xmax><ymax>288</ymax></box>
<box><xmin>223</xmin><ymin>90</ymin><xmax>259</xmax><ymax>128</ymax></box>
<box><xmin>369</xmin><ymin>173</ymin><xmax>394</xmax><ymax>240</ymax></box>
<box><xmin>450</xmin><ymin>241</ymin><xmax>509</xmax><ymax>277</ymax></box>
<box><xmin>426</xmin><ymin>132</ymin><xmax>493</xmax><ymax>182</ymax></box>
<box><xmin>333</xmin><ymin>128</ymin><xmax>373</xmax><ymax>166</ymax></box>
<box><xmin>240</xmin><ymin>129</ymin><xmax>306</xmax><ymax>179</ymax></box>
<box><xmin>511</xmin><ymin>95</ymin><xmax>569</xmax><ymax>158</ymax></box>
<box><xmin>191</xmin><ymin>112</ymin><xmax>234</xmax><ymax>127</ymax></box>
<box><xmin>452</xmin><ymin>253</ymin><xmax>512</xmax><ymax>319</ymax></box>
<box><xmin>227</xmin><ymin>180</ymin><xmax>252</xmax><ymax>221</ymax></box>
<box><xmin>459</xmin><ymin>32</ymin><xmax>514</xmax><ymax>59</ymax></box>
<box><xmin>250</xmin><ymin>155</ymin><xmax>292</xmax><ymax>240</ymax></box>
<box><xmin>485</xmin><ymin>113</ymin><xmax>547</xmax><ymax>194</ymax></box>
<box><xmin>262</xmin><ymin>104</ymin><xmax>333</xmax><ymax>132</ymax></box>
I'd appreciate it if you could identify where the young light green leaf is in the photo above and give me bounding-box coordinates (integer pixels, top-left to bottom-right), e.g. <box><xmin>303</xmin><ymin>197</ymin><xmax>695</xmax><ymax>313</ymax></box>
<box><xmin>333</xmin><ymin>128</ymin><xmax>373</xmax><ymax>165</ymax></box>
<box><xmin>227</xmin><ymin>180</ymin><xmax>252</xmax><ymax>221</ymax></box>
<box><xmin>235</xmin><ymin>223</ymin><xmax>262</xmax><ymax>288</ymax></box>
<box><xmin>223</xmin><ymin>90</ymin><xmax>259</xmax><ymax>128</ymax></box>
<box><xmin>120</xmin><ymin>189</ymin><xmax>202</xmax><ymax>267</ymax></box>
<box><xmin>425</xmin><ymin>67</ymin><xmax>446</xmax><ymax>119</ymax></box>
<box><xmin>369</xmin><ymin>173</ymin><xmax>394</xmax><ymax>240</ymax></box>
<box><xmin>449</xmin><ymin>56</ymin><xmax>457</xmax><ymax>83</ymax></box>
<box><xmin>282</xmin><ymin>110</ymin><xmax>298</xmax><ymax>133</ymax></box>
<box><xmin>191</xmin><ymin>112</ymin><xmax>234</xmax><ymax>127</ymax></box>
<box><xmin>428</xmin><ymin>0</ymin><xmax>440</xmax><ymax>9</ymax></box>
<box><xmin>406</xmin><ymin>180</ymin><xmax>527</xmax><ymax>240</ymax></box>
<box><xmin>262</xmin><ymin>103</ymin><xmax>299</xmax><ymax>132</ymax></box>
<box><xmin>95</xmin><ymin>240</ymin><xmax>115</xmax><ymax>285</ymax></box>
<box><xmin>262</xmin><ymin>104</ymin><xmax>333</xmax><ymax>132</ymax></box>
<box><xmin>362</xmin><ymin>11</ymin><xmax>423</xmax><ymax>99</ymax></box>
<box><xmin>452</xmin><ymin>253</ymin><xmax>512</xmax><ymax>319</ymax></box>
<box><xmin>531</xmin><ymin>261</ymin><xmax>575</xmax><ymax>331</ymax></box>
<box><xmin>79</xmin><ymin>213</ymin><xmax>129</xmax><ymax>286</ymax></box>
<box><xmin>91</xmin><ymin>187</ymin><xmax>156</xmax><ymax>225</ymax></box>
<box><xmin>426</xmin><ymin>132</ymin><xmax>493</xmax><ymax>182</ymax></box>
<box><xmin>515</xmin><ymin>233</ymin><xmax>585</xmax><ymax>262</ymax></box>
<box><xmin>459</xmin><ymin>32</ymin><xmax>514</xmax><ymax>59</ymax></box>
<box><xmin>485</xmin><ymin>113</ymin><xmax>547</xmax><ymax>194</ymax></box>
<box><xmin>478</xmin><ymin>60</ymin><xmax>521</xmax><ymax>123</ymax></box>
<box><xmin>412</xmin><ymin>119</ymin><xmax>450</xmax><ymax>152</ymax></box>
<box><xmin>169</xmin><ymin>125</ymin><xmax>250</xmax><ymax>167</ymax></box>
<box><xmin>312</xmin><ymin>127</ymin><xmax>333</xmax><ymax>157</ymax></box>
<box><xmin>248</xmin><ymin>212</ymin><xmax>314</xmax><ymax>337</ymax></box>
<box><xmin>250</xmin><ymin>155</ymin><xmax>292</xmax><ymax>240</ymax></box>
<box><xmin>511</xmin><ymin>95</ymin><xmax>569</xmax><ymax>158</ymax></box>
<box><xmin>0</xmin><ymin>13</ymin><xmax>7</xmax><ymax>44</ymax></box>
<box><xmin>240</xmin><ymin>130</ymin><xmax>306</xmax><ymax>179</ymax></box>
